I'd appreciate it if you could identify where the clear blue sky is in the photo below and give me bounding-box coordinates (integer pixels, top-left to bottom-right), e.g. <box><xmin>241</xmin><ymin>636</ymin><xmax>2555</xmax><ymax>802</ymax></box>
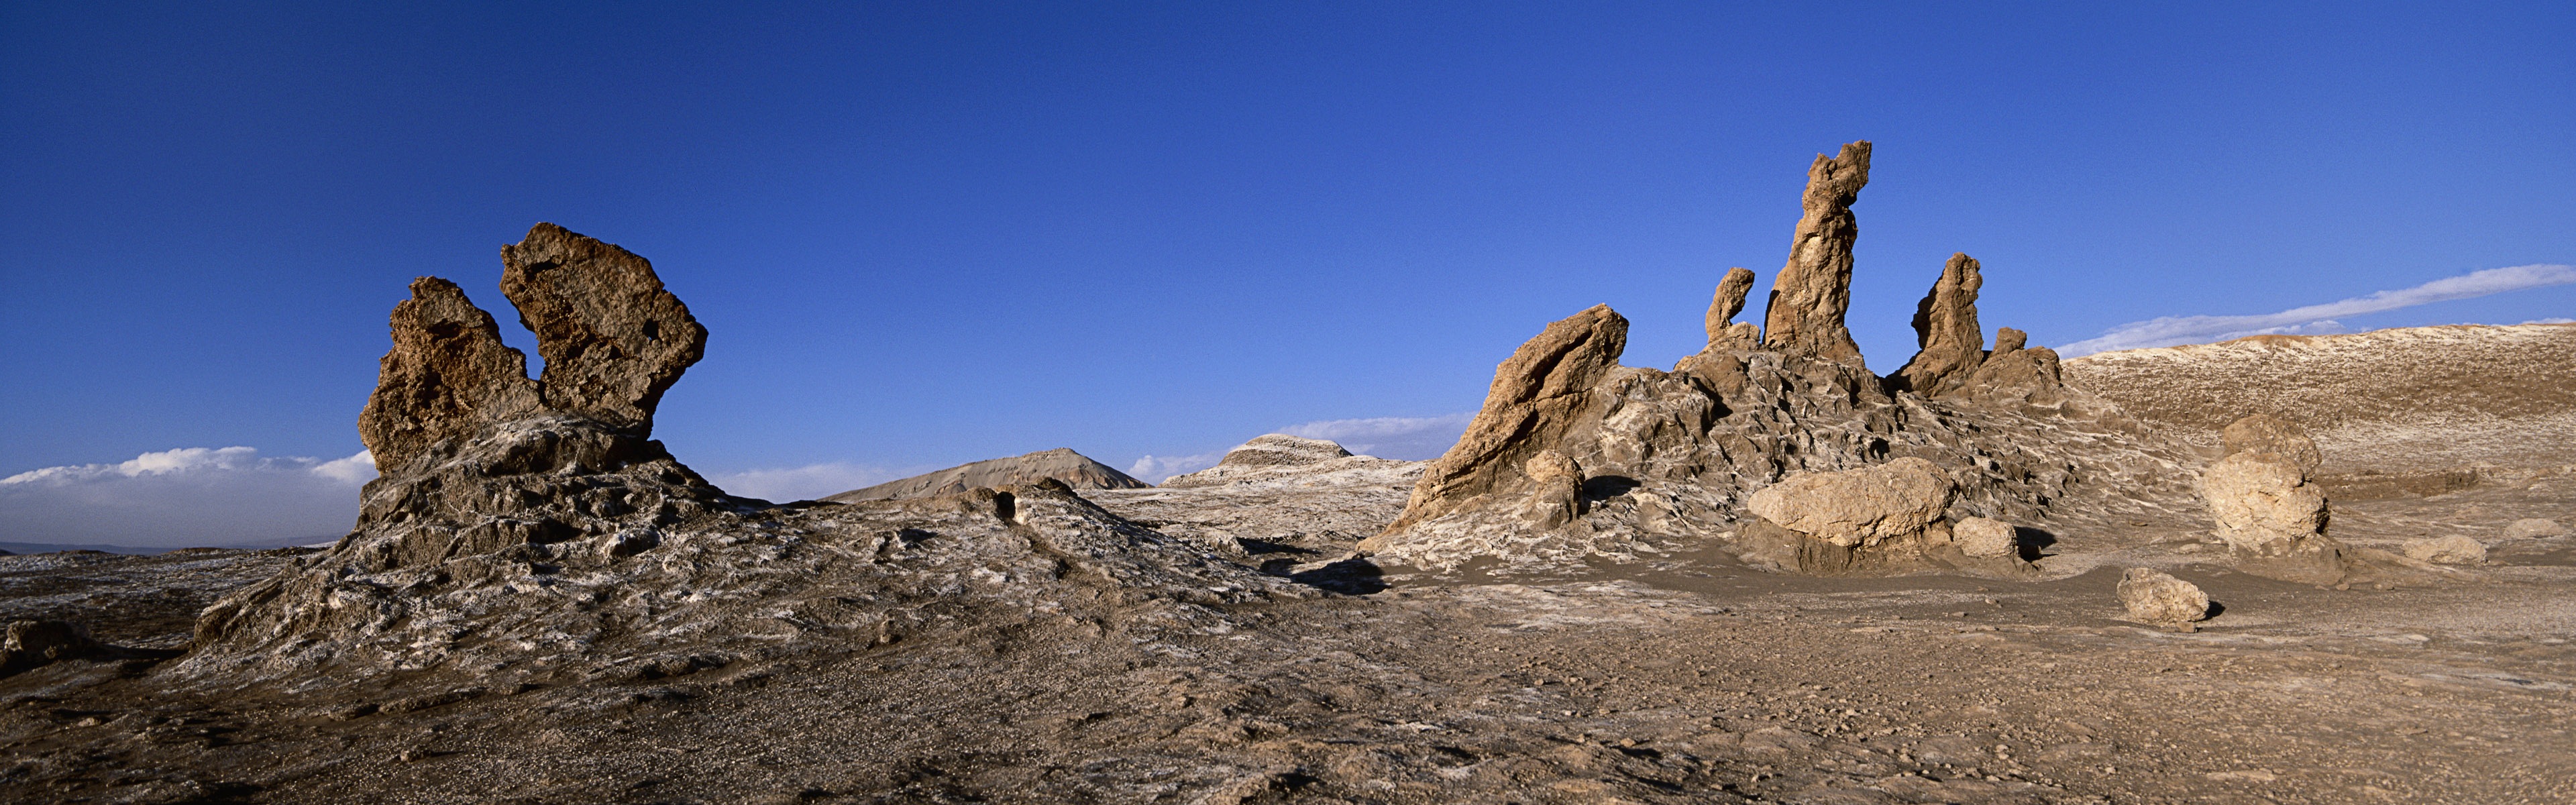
<box><xmin>3</xmin><ymin>3</ymin><xmax>2570</xmax><ymax>544</ymax></box>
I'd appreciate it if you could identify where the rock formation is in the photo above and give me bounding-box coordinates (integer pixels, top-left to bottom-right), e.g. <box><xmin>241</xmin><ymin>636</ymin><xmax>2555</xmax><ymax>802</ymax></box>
<box><xmin>2116</xmin><ymin>568</ymin><xmax>2210</xmax><ymax>624</ymax></box>
<box><xmin>1704</xmin><ymin>266</ymin><xmax>1762</xmax><ymax>350</ymax></box>
<box><xmin>1746</xmin><ymin>458</ymin><xmax>1954</xmax><ymax>549</ymax></box>
<box><xmin>1889</xmin><ymin>254</ymin><xmax>1986</xmax><ymax>396</ymax></box>
<box><xmin>498</xmin><ymin>223</ymin><xmax>708</xmax><ymax>431</ymax></box>
<box><xmin>2201</xmin><ymin>415</ymin><xmax>2343</xmax><ymax>584</ymax></box>
<box><xmin>822</xmin><ymin>447</ymin><xmax>1149</xmax><ymax>502</ymax></box>
<box><xmin>1762</xmin><ymin>141</ymin><xmax>1871</xmax><ymax>364</ymax></box>
<box><xmin>185</xmin><ymin>225</ymin><xmax>1293</xmax><ymax>686</ymax></box>
<box><xmin>1519</xmin><ymin>450</ymin><xmax>1584</xmax><ymax>529</ymax></box>
<box><xmin>1208</xmin><ymin>434</ymin><xmax>1354</xmax><ymax>468</ymax></box>
<box><xmin>2506</xmin><ymin>518</ymin><xmax>2569</xmax><ymax>539</ymax></box>
<box><xmin>1951</xmin><ymin>516</ymin><xmax>2019</xmax><ymax>558</ymax></box>
<box><xmin>1363</xmin><ymin>143</ymin><xmax>2157</xmax><ymax>574</ymax></box>
<box><xmin>355</xmin><ymin>278</ymin><xmax>541</xmax><ymax>471</ymax></box>
<box><xmin>1374</xmin><ymin>305</ymin><xmax>1627</xmax><ymax>535</ymax></box>
<box><xmin>2221</xmin><ymin>413</ymin><xmax>2322</xmax><ymax>476</ymax></box>
<box><xmin>2403</xmin><ymin>535</ymin><xmax>2485</xmax><ymax>565</ymax></box>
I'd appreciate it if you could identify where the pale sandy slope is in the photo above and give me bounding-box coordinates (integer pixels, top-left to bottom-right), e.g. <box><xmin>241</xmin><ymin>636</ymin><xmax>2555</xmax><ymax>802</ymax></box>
<box><xmin>2063</xmin><ymin>323</ymin><xmax>2576</xmax><ymax>472</ymax></box>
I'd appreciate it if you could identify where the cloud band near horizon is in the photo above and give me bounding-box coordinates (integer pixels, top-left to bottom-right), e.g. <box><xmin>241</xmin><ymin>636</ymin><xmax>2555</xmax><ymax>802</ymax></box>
<box><xmin>2059</xmin><ymin>264</ymin><xmax>2576</xmax><ymax>356</ymax></box>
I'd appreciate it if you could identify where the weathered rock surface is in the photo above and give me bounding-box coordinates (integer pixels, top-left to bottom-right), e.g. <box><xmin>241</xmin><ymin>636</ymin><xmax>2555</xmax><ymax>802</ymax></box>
<box><xmin>1519</xmin><ymin>450</ymin><xmax>1584</xmax><ymax>529</ymax></box>
<box><xmin>2116</xmin><ymin>568</ymin><xmax>2210</xmax><ymax>623</ymax></box>
<box><xmin>1762</xmin><ymin>141</ymin><xmax>1871</xmax><ymax>364</ymax></box>
<box><xmin>2063</xmin><ymin>323</ymin><xmax>2576</xmax><ymax>472</ymax></box>
<box><xmin>356</xmin><ymin>278</ymin><xmax>542</xmax><ymax>471</ymax></box>
<box><xmin>822</xmin><ymin>447</ymin><xmax>1148</xmax><ymax>502</ymax></box>
<box><xmin>1366</xmin><ymin>144</ymin><xmax>2171</xmax><ymax>574</ymax></box>
<box><xmin>186</xmin><ymin>227</ymin><xmax>1293</xmax><ymax>686</ymax></box>
<box><xmin>2506</xmin><ymin>517</ymin><xmax>2569</xmax><ymax>539</ymax></box>
<box><xmin>1746</xmin><ymin>458</ymin><xmax>1954</xmax><ymax>549</ymax></box>
<box><xmin>1704</xmin><ymin>266</ymin><xmax>1762</xmax><ymax>350</ymax></box>
<box><xmin>1375</xmin><ymin>305</ymin><xmax>1628</xmax><ymax>536</ymax></box>
<box><xmin>0</xmin><ymin>620</ymin><xmax>107</xmax><ymax>677</ymax></box>
<box><xmin>1889</xmin><ymin>253</ymin><xmax>1986</xmax><ymax>396</ymax></box>
<box><xmin>1208</xmin><ymin>434</ymin><xmax>1352</xmax><ymax>468</ymax></box>
<box><xmin>1951</xmin><ymin>516</ymin><xmax>2019</xmax><ymax>558</ymax></box>
<box><xmin>2404</xmin><ymin>535</ymin><xmax>2487</xmax><ymax>565</ymax></box>
<box><xmin>498</xmin><ymin>222</ymin><xmax>708</xmax><ymax>431</ymax></box>
<box><xmin>2202</xmin><ymin>451</ymin><xmax>2330</xmax><ymax>552</ymax></box>
<box><xmin>2222</xmin><ymin>413</ymin><xmax>2322</xmax><ymax>476</ymax></box>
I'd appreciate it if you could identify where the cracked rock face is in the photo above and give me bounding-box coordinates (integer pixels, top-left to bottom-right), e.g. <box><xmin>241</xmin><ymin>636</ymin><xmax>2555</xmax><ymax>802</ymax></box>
<box><xmin>1890</xmin><ymin>253</ymin><xmax>1986</xmax><ymax>397</ymax></box>
<box><xmin>1375</xmin><ymin>304</ymin><xmax>1628</xmax><ymax>537</ymax></box>
<box><xmin>2117</xmin><ymin>568</ymin><xmax>2210</xmax><ymax>623</ymax></box>
<box><xmin>1762</xmin><ymin>141</ymin><xmax>1871</xmax><ymax>364</ymax></box>
<box><xmin>1363</xmin><ymin>143</ymin><xmax>2175</xmax><ymax>574</ymax></box>
<box><xmin>2221</xmin><ymin>413</ymin><xmax>2323</xmax><ymax>476</ymax></box>
<box><xmin>2200</xmin><ymin>415</ymin><xmax>2345</xmax><ymax>584</ymax></box>
<box><xmin>187</xmin><ymin>225</ymin><xmax>1296</xmax><ymax>687</ymax></box>
<box><xmin>500</xmin><ymin>222</ymin><xmax>708</xmax><ymax>431</ymax></box>
<box><xmin>1747</xmin><ymin>457</ymin><xmax>1955</xmax><ymax>549</ymax></box>
<box><xmin>356</xmin><ymin>277</ymin><xmax>542</xmax><ymax>472</ymax></box>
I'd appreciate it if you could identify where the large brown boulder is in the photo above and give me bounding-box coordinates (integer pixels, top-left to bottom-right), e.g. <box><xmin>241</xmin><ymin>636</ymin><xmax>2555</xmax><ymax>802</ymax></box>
<box><xmin>1890</xmin><ymin>253</ymin><xmax>1986</xmax><ymax>396</ymax></box>
<box><xmin>500</xmin><ymin>223</ymin><xmax>708</xmax><ymax>431</ymax></box>
<box><xmin>1375</xmin><ymin>305</ymin><xmax>1627</xmax><ymax>535</ymax></box>
<box><xmin>2200</xmin><ymin>414</ymin><xmax>2343</xmax><ymax>584</ymax></box>
<box><xmin>2220</xmin><ymin>413</ymin><xmax>2322</xmax><ymax>476</ymax></box>
<box><xmin>1745</xmin><ymin>457</ymin><xmax>1955</xmax><ymax>548</ymax></box>
<box><xmin>1762</xmin><ymin>141</ymin><xmax>1871</xmax><ymax>364</ymax></box>
<box><xmin>356</xmin><ymin>278</ymin><xmax>543</xmax><ymax>470</ymax></box>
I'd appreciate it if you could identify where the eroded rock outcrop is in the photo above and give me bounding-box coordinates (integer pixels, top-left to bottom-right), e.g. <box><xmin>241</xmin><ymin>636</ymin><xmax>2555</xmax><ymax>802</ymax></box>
<box><xmin>2117</xmin><ymin>569</ymin><xmax>2210</xmax><ymax>624</ymax></box>
<box><xmin>1373</xmin><ymin>305</ymin><xmax>1627</xmax><ymax>536</ymax></box>
<box><xmin>1364</xmin><ymin>143</ymin><xmax>2183</xmax><ymax>574</ymax></box>
<box><xmin>1746</xmin><ymin>458</ymin><xmax>1954</xmax><ymax>549</ymax></box>
<box><xmin>499</xmin><ymin>223</ymin><xmax>708</xmax><ymax>431</ymax></box>
<box><xmin>185</xmin><ymin>224</ymin><xmax>1294</xmax><ymax>686</ymax></box>
<box><xmin>1890</xmin><ymin>254</ymin><xmax>1986</xmax><ymax>396</ymax></box>
<box><xmin>1212</xmin><ymin>434</ymin><xmax>1354</xmax><ymax>468</ymax></box>
<box><xmin>823</xmin><ymin>447</ymin><xmax>1148</xmax><ymax>502</ymax></box>
<box><xmin>1762</xmin><ymin>141</ymin><xmax>1871</xmax><ymax>364</ymax></box>
<box><xmin>2201</xmin><ymin>415</ymin><xmax>2344</xmax><ymax>584</ymax></box>
<box><xmin>1704</xmin><ymin>266</ymin><xmax>1763</xmax><ymax>350</ymax></box>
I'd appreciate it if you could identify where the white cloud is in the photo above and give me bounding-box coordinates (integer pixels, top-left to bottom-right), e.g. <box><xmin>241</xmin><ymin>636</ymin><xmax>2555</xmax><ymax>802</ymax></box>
<box><xmin>1279</xmin><ymin>413</ymin><xmax>1473</xmax><ymax>460</ymax></box>
<box><xmin>1127</xmin><ymin>453</ymin><xmax>1225</xmax><ymax>484</ymax></box>
<box><xmin>2059</xmin><ymin>264</ymin><xmax>2576</xmax><ymax>357</ymax></box>
<box><xmin>0</xmin><ymin>447</ymin><xmax>376</xmax><ymax>549</ymax></box>
<box><xmin>704</xmin><ymin>462</ymin><xmax>904</xmax><ymax>502</ymax></box>
<box><xmin>2524</xmin><ymin>317</ymin><xmax>2576</xmax><ymax>325</ymax></box>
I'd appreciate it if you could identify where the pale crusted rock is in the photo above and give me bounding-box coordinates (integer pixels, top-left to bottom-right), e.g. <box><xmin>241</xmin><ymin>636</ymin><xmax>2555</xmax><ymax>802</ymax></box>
<box><xmin>2116</xmin><ymin>568</ymin><xmax>2210</xmax><ymax>623</ymax></box>
<box><xmin>1704</xmin><ymin>267</ymin><xmax>1761</xmax><ymax>350</ymax></box>
<box><xmin>1377</xmin><ymin>305</ymin><xmax>1627</xmax><ymax>536</ymax></box>
<box><xmin>500</xmin><ymin>223</ymin><xmax>708</xmax><ymax>431</ymax></box>
<box><xmin>1746</xmin><ymin>458</ymin><xmax>1955</xmax><ymax>548</ymax></box>
<box><xmin>2506</xmin><ymin>518</ymin><xmax>2568</xmax><ymax>539</ymax></box>
<box><xmin>1213</xmin><ymin>435</ymin><xmax>1353</xmax><ymax>468</ymax></box>
<box><xmin>356</xmin><ymin>278</ymin><xmax>541</xmax><ymax>471</ymax></box>
<box><xmin>1951</xmin><ymin>516</ymin><xmax>2019</xmax><ymax>558</ymax></box>
<box><xmin>2403</xmin><ymin>535</ymin><xmax>2487</xmax><ymax>564</ymax></box>
<box><xmin>2200</xmin><ymin>451</ymin><xmax>2330</xmax><ymax>554</ymax></box>
<box><xmin>1890</xmin><ymin>253</ymin><xmax>1986</xmax><ymax>396</ymax></box>
<box><xmin>1519</xmin><ymin>450</ymin><xmax>1583</xmax><ymax>529</ymax></box>
<box><xmin>1763</xmin><ymin>141</ymin><xmax>1871</xmax><ymax>364</ymax></box>
<box><xmin>2221</xmin><ymin>414</ymin><xmax>2322</xmax><ymax>476</ymax></box>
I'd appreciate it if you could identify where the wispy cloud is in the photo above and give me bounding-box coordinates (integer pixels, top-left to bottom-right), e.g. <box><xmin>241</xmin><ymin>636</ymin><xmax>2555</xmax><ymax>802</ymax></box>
<box><xmin>2059</xmin><ymin>264</ymin><xmax>2576</xmax><ymax>357</ymax></box>
<box><xmin>1280</xmin><ymin>413</ymin><xmax>1473</xmax><ymax>460</ymax></box>
<box><xmin>1126</xmin><ymin>453</ymin><xmax>1226</xmax><ymax>484</ymax></box>
<box><xmin>0</xmin><ymin>447</ymin><xmax>375</xmax><ymax>548</ymax></box>
<box><xmin>704</xmin><ymin>462</ymin><xmax>906</xmax><ymax>502</ymax></box>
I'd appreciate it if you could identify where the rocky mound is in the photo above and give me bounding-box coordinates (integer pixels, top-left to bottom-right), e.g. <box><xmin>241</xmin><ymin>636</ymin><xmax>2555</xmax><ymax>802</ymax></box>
<box><xmin>819</xmin><ymin>447</ymin><xmax>1148</xmax><ymax>502</ymax></box>
<box><xmin>180</xmin><ymin>225</ymin><xmax>1295</xmax><ymax>687</ymax></box>
<box><xmin>2063</xmin><ymin>323</ymin><xmax>2576</xmax><ymax>472</ymax></box>
<box><xmin>1092</xmin><ymin>436</ymin><xmax>1421</xmax><ymax>584</ymax></box>
<box><xmin>1359</xmin><ymin>142</ymin><xmax>2202</xmax><ymax>574</ymax></box>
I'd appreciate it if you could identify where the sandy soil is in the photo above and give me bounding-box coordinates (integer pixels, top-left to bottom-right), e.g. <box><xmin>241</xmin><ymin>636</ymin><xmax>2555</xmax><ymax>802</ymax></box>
<box><xmin>2</xmin><ymin>470</ymin><xmax>2569</xmax><ymax>805</ymax></box>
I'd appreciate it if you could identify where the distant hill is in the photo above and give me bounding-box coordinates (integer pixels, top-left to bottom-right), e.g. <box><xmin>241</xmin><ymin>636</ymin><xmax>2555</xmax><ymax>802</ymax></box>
<box><xmin>2062</xmin><ymin>323</ymin><xmax>2576</xmax><ymax>471</ymax></box>
<box><xmin>820</xmin><ymin>448</ymin><xmax>1150</xmax><ymax>502</ymax></box>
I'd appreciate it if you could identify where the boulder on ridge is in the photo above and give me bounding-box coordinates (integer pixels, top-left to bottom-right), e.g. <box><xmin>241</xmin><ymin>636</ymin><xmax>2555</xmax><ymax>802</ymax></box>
<box><xmin>1372</xmin><ymin>304</ymin><xmax>1628</xmax><ymax>537</ymax></box>
<box><xmin>500</xmin><ymin>222</ymin><xmax>708</xmax><ymax>431</ymax></box>
<box><xmin>356</xmin><ymin>277</ymin><xmax>543</xmax><ymax>471</ymax></box>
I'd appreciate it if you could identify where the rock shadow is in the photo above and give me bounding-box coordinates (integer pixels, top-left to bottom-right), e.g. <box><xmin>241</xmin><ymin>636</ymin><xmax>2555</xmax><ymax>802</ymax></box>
<box><xmin>2014</xmin><ymin>526</ymin><xmax>2059</xmax><ymax>561</ymax></box>
<box><xmin>1286</xmin><ymin>557</ymin><xmax>1387</xmax><ymax>595</ymax></box>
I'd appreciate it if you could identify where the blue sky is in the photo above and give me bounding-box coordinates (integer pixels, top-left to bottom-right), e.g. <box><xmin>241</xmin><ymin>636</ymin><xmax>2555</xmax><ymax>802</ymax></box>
<box><xmin>3</xmin><ymin>2</ymin><xmax>2570</xmax><ymax>545</ymax></box>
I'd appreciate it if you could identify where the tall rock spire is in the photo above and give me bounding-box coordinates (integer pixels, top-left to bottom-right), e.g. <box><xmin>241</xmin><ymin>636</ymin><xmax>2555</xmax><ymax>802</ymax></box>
<box><xmin>1761</xmin><ymin>141</ymin><xmax>1872</xmax><ymax>364</ymax></box>
<box><xmin>1890</xmin><ymin>252</ymin><xmax>1987</xmax><ymax>396</ymax></box>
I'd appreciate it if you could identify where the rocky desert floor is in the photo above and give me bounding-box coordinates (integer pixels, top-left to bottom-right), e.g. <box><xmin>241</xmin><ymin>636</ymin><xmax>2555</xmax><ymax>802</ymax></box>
<box><xmin>3</xmin><ymin>466</ymin><xmax>2570</xmax><ymax>805</ymax></box>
